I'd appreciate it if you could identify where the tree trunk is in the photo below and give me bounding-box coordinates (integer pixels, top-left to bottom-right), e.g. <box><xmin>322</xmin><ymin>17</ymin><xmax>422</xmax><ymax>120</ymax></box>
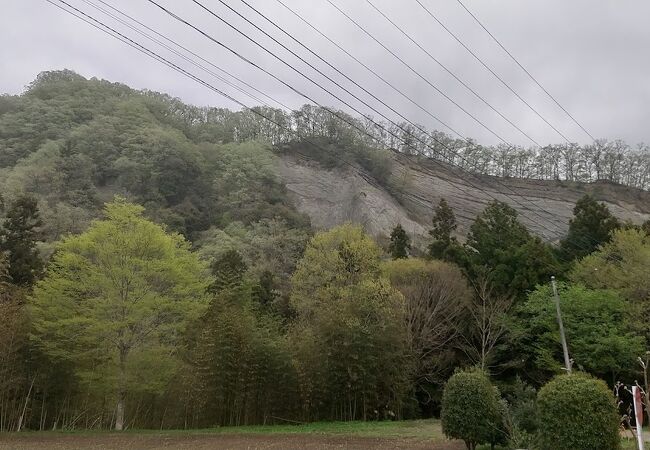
<box><xmin>17</xmin><ymin>374</ymin><xmax>36</xmax><ymax>432</ymax></box>
<box><xmin>115</xmin><ymin>392</ymin><xmax>125</xmax><ymax>431</ymax></box>
<box><xmin>115</xmin><ymin>347</ymin><xmax>128</xmax><ymax>431</ymax></box>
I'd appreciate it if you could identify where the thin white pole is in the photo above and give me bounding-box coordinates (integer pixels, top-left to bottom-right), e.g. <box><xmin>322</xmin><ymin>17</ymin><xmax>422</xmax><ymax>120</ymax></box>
<box><xmin>551</xmin><ymin>276</ymin><xmax>572</xmax><ymax>374</ymax></box>
<box><xmin>633</xmin><ymin>386</ymin><xmax>645</xmax><ymax>450</ymax></box>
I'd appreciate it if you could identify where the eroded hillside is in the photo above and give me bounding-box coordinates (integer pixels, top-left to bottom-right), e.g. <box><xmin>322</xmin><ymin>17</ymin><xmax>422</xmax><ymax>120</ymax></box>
<box><xmin>278</xmin><ymin>151</ymin><xmax>650</xmax><ymax>244</ymax></box>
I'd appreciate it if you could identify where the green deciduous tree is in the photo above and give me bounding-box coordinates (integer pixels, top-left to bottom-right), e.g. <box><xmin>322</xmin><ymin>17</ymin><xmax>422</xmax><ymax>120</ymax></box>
<box><xmin>383</xmin><ymin>258</ymin><xmax>471</xmax><ymax>408</ymax></box>
<box><xmin>29</xmin><ymin>198</ymin><xmax>210</xmax><ymax>430</ymax></box>
<box><xmin>515</xmin><ymin>283</ymin><xmax>644</xmax><ymax>382</ymax></box>
<box><xmin>0</xmin><ymin>195</ymin><xmax>43</xmax><ymax>286</ymax></box>
<box><xmin>290</xmin><ymin>224</ymin><xmax>410</xmax><ymax>421</ymax></box>
<box><xmin>388</xmin><ymin>223</ymin><xmax>410</xmax><ymax>259</ymax></box>
<box><xmin>560</xmin><ymin>194</ymin><xmax>620</xmax><ymax>261</ymax></box>
<box><xmin>571</xmin><ymin>228</ymin><xmax>650</xmax><ymax>340</ymax></box>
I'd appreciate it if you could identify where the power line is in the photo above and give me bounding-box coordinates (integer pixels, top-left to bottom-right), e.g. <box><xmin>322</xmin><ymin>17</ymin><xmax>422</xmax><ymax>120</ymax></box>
<box><xmin>454</xmin><ymin>0</ymin><xmax>597</xmax><ymax>142</ymax></box>
<box><xmin>413</xmin><ymin>0</ymin><xmax>573</xmax><ymax>145</ymax></box>
<box><xmin>42</xmin><ymin>0</ymin><xmax>386</xmax><ymax>189</ymax></box>
<box><xmin>318</xmin><ymin>0</ymin><xmax>569</xmax><ymax>233</ymax></box>
<box><xmin>91</xmin><ymin>0</ymin><xmax>290</xmax><ymax>112</ymax></box>
<box><xmin>323</xmin><ymin>0</ymin><xmax>511</xmax><ymax>146</ymax></box>
<box><xmin>47</xmin><ymin>0</ymin><xmax>601</xmax><ymax>252</ymax></box>
<box><xmin>365</xmin><ymin>0</ymin><xmax>541</xmax><ymax>147</ymax></box>
<box><xmin>149</xmin><ymin>0</ymin><xmax>580</xmax><ymax>244</ymax></box>
<box><xmin>272</xmin><ymin>0</ymin><xmax>466</xmax><ymax>141</ymax></box>
<box><xmin>79</xmin><ymin>0</ymin><xmax>286</xmax><ymax>112</ymax></box>
<box><xmin>235</xmin><ymin>0</ymin><xmax>463</xmax><ymax>152</ymax></box>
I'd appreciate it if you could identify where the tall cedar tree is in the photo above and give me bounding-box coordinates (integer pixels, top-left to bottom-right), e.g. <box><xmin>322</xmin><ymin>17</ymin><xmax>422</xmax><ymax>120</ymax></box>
<box><xmin>466</xmin><ymin>201</ymin><xmax>558</xmax><ymax>298</ymax></box>
<box><xmin>0</xmin><ymin>195</ymin><xmax>43</xmax><ymax>286</ymax></box>
<box><xmin>641</xmin><ymin>219</ymin><xmax>650</xmax><ymax>236</ymax></box>
<box><xmin>560</xmin><ymin>194</ymin><xmax>620</xmax><ymax>261</ymax></box>
<box><xmin>388</xmin><ymin>224</ymin><xmax>411</xmax><ymax>259</ymax></box>
<box><xmin>209</xmin><ymin>249</ymin><xmax>247</xmax><ymax>293</ymax></box>
<box><xmin>428</xmin><ymin>199</ymin><xmax>464</xmax><ymax>264</ymax></box>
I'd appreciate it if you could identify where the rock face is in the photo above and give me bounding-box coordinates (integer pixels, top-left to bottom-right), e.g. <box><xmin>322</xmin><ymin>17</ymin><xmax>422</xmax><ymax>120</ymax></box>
<box><xmin>277</xmin><ymin>152</ymin><xmax>650</xmax><ymax>244</ymax></box>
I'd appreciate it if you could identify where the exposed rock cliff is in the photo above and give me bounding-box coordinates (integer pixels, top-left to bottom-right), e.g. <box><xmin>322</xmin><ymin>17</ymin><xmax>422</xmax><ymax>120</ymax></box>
<box><xmin>277</xmin><ymin>152</ymin><xmax>650</xmax><ymax>244</ymax></box>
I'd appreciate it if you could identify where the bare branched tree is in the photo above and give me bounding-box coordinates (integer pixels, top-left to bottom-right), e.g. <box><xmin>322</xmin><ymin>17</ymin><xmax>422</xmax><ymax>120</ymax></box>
<box><xmin>460</xmin><ymin>273</ymin><xmax>513</xmax><ymax>370</ymax></box>
<box><xmin>386</xmin><ymin>260</ymin><xmax>471</xmax><ymax>389</ymax></box>
<box><xmin>638</xmin><ymin>352</ymin><xmax>650</xmax><ymax>427</ymax></box>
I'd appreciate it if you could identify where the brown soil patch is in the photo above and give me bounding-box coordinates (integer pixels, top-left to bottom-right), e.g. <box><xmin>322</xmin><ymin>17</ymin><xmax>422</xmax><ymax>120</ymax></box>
<box><xmin>0</xmin><ymin>432</ymin><xmax>465</xmax><ymax>450</ymax></box>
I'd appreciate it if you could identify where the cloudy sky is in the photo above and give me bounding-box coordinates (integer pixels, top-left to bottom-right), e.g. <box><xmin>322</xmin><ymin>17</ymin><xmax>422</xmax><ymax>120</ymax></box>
<box><xmin>2</xmin><ymin>0</ymin><xmax>648</xmax><ymax>146</ymax></box>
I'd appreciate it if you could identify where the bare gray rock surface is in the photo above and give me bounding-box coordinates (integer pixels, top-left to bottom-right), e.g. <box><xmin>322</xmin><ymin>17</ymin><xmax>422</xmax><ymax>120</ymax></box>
<box><xmin>277</xmin><ymin>152</ymin><xmax>650</xmax><ymax>244</ymax></box>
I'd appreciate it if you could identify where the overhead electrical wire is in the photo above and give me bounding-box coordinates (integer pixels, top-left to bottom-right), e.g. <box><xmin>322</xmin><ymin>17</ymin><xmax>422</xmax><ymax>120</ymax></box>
<box><xmin>454</xmin><ymin>0</ymin><xmax>597</xmax><ymax>142</ymax></box>
<box><xmin>319</xmin><ymin>0</ymin><xmax>572</xmax><ymax>231</ymax></box>
<box><xmin>322</xmin><ymin>0</ymin><xmax>511</xmax><ymax>146</ymax></box>
<box><xmin>364</xmin><ymin>0</ymin><xmax>541</xmax><ymax>147</ymax></box>
<box><xmin>413</xmin><ymin>0</ymin><xmax>573</xmax><ymax>144</ymax></box>
<box><xmin>44</xmin><ymin>0</ymin><xmax>603</xmax><ymax>252</ymax></box>
<box><xmin>235</xmin><ymin>0</ymin><xmax>462</xmax><ymax>153</ymax></box>
<box><xmin>78</xmin><ymin>0</ymin><xmax>285</xmax><ymax>112</ymax></box>
<box><xmin>91</xmin><ymin>0</ymin><xmax>289</xmax><ymax>112</ymax></box>
<box><xmin>272</xmin><ymin>0</ymin><xmax>466</xmax><ymax>141</ymax></box>
<box><xmin>42</xmin><ymin>0</ymin><xmax>390</xmax><ymax>192</ymax></box>
<box><xmin>147</xmin><ymin>0</ymin><xmax>582</xmax><ymax>244</ymax></box>
<box><xmin>47</xmin><ymin>0</ymin><xmax>555</xmax><ymax>244</ymax></box>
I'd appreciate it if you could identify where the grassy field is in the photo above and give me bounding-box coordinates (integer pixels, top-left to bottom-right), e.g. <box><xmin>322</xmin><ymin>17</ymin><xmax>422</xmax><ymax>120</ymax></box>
<box><xmin>1</xmin><ymin>420</ymin><xmax>647</xmax><ymax>449</ymax></box>
<box><xmin>0</xmin><ymin>419</ymin><xmax>461</xmax><ymax>450</ymax></box>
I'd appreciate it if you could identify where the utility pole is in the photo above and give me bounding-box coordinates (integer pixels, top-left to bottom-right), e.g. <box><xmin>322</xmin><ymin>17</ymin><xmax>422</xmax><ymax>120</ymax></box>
<box><xmin>551</xmin><ymin>276</ymin><xmax>572</xmax><ymax>374</ymax></box>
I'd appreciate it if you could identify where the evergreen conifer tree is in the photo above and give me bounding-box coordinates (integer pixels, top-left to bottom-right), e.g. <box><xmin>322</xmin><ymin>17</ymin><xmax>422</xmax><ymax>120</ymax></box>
<box><xmin>388</xmin><ymin>224</ymin><xmax>411</xmax><ymax>259</ymax></box>
<box><xmin>428</xmin><ymin>198</ymin><xmax>463</xmax><ymax>263</ymax></box>
<box><xmin>0</xmin><ymin>195</ymin><xmax>43</xmax><ymax>286</ymax></box>
<box><xmin>209</xmin><ymin>249</ymin><xmax>247</xmax><ymax>293</ymax></box>
<box><xmin>560</xmin><ymin>195</ymin><xmax>620</xmax><ymax>261</ymax></box>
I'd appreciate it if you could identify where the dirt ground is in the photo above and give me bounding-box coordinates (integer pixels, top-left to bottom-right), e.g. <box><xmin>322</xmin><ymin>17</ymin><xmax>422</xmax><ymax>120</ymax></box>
<box><xmin>0</xmin><ymin>433</ymin><xmax>465</xmax><ymax>450</ymax></box>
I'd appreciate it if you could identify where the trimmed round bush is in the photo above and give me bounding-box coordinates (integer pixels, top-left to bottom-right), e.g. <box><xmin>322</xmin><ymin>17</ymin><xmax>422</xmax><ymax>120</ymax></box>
<box><xmin>441</xmin><ymin>368</ymin><xmax>505</xmax><ymax>450</ymax></box>
<box><xmin>537</xmin><ymin>373</ymin><xmax>620</xmax><ymax>450</ymax></box>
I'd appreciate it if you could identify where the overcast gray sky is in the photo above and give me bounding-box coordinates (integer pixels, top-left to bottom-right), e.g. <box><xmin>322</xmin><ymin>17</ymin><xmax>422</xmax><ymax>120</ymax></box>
<box><xmin>1</xmin><ymin>0</ymin><xmax>648</xmax><ymax>147</ymax></box>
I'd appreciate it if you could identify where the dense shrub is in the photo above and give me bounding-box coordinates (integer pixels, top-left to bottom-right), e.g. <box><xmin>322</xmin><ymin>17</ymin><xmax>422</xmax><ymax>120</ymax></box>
<box><xmin>441</xmin><ymin>368</ymin><xmax>506</xmax><ymax>450</ymax></box>
<box><xmin>537</xmin><ymin>373</ymin><xmax>620</xmax><ymax>450</ymax></box>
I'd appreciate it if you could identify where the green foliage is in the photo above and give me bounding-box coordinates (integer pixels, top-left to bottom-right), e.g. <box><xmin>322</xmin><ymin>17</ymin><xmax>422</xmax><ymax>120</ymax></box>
<box><xmin>0</xmin><ymin>71</ymin><xmax>309</xmax><ymax>242</ymax></box>
<box><xmin>388</xmin><ymin>223</ymin><xmax>410</xmax><ymax>259</ymax></box>
<box><xmin>537</xmin><ymin>373</ymin><xmax>620</xmax><ymax>450</ymax></box>
<box><xmin>209</xmin><ymin>249</ymin><xmax>247</xmax><ymax>293</ymax></box>
<box><xmin>499</xmin><ymin>377</ymin><xmax>539</xmax><ymax>436</ymax></box>
<box><xmin>572</xmin><ymin>228</ymin><xmax>650</xmax><ymax>304</ymax></box>
<box><xmin>515</xmin><ymin>283</ymin><xmax>644</xmax><ymax>381</ymax></box>
<box><xmin>428</xmin><ymin>198</ymin><xmax>464</xmax><ymax>263</ymax></box>
<box><xmin>382</xmin><ymin>258</ymin><xmax>471</xmax><ymax>394</ymax></box>
<box><xmin>290</xmin><ymin>224</ymin><xmax>410</xmax><ymax>421</ymax></box>
<box><xmin>642</xmin><ymin>219</ymin><xmax>650</xmax><ymax>235</ymax></box>
<box><xmin>212</xmin><ymin>142</ymin><xmax>309</xmax><ymax>229</ymax></box>
<box><xmin>29</xmin><ymin>198</ymin><xmax>210</xmax><ymax>427</ymax></box>
<box><xmin>441</xmin><ymin>368</ymin><xmax>506</xmax><ymax>450</ymax></box>
<box><xmin>189</xmin><ymin>287</ymin><xmax>297</xmax><ymax>426</ymax></box>
<box><xmin>572</xmin><ymin>228</ymin><xmax>650</xmax><ymax>342</ymax></box>
<box><xmin>0</xmin><ymin>194</ymin><xmax>43</xmax><ymax>285</ymax></box>
<box><xmin>197</xmin><ymin>219</ymin><xmax>311</xmax><ymax>315</ymax></box>
<box><xmin>560</xmin><ymin>194</ymin><xmax>621</xmax><ymax>261</ymax></box>
<box><xmin>466</xmin><ymin>201</ymin><xmax>559</xmax><ymax>298</ymax></box>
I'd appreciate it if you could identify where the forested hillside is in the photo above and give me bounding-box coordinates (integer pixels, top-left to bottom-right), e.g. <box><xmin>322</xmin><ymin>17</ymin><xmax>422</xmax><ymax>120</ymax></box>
<box><xmin>1</xmin><ymin>71</ymin><xmax>649</xmax><ymax>442</ymax></box>
<box><xmin>2</xmin><ymin>70</ymin><xmax>648</xmax><ymax>246</ymax></box>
